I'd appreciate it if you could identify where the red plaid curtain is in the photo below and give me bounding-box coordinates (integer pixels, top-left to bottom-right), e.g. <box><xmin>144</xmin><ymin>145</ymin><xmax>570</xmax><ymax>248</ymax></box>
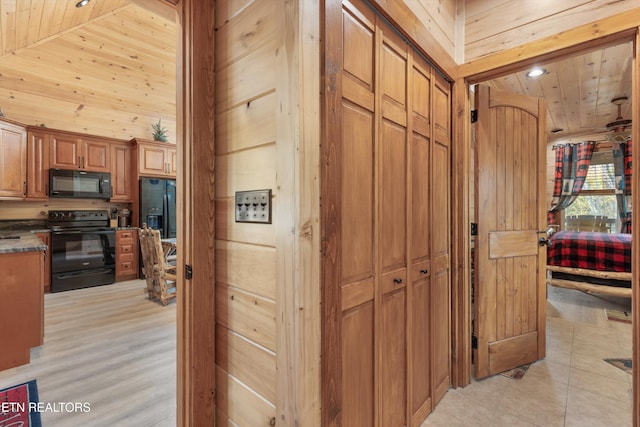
<box><xmin>549</xmin><ymin>142</ymin><xmax>596</xmax><ymax>216</ymax></box>
<box><xmin>612</xmin><ymin>139</ymin><xmax>632</xmax><ymax>233</ymax></box>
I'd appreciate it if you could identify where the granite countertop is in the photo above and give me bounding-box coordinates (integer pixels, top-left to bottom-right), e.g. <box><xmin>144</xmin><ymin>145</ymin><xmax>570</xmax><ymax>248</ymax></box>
<box><xmin>0</xmin><ymin>231</ymin><xmax>47</xmax><ymax>254</ymax></box>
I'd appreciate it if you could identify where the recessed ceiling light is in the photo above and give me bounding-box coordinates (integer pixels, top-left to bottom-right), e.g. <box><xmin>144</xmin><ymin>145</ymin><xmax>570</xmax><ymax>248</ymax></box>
<box><xmin>76</xmin><ymin>0</ymin><xmax>90</xmax><ymax>8</ymax></box>
<box><xmin>526</xmin><ymin>67</ymin><xmax>546</xmax><ymax>78</ymax></box>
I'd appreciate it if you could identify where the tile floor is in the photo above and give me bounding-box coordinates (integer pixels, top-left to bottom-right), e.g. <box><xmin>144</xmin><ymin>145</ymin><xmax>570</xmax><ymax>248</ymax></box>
<box><xmin>422</xmin><ymin>285</ymin><xmax>633</xmax><ymax>427</ymax></box>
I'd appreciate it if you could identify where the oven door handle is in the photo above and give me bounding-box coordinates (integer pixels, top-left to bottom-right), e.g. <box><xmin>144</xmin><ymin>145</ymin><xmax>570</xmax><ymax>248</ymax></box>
<box><xmin>53</xmin><ymin>230</ymin><xmax>83</xmax><ymax>235</ymax></box>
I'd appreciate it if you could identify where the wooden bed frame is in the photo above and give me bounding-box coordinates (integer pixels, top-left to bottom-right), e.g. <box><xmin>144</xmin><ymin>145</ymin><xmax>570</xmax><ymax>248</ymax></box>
<box><xmin>546</xmin><ymin>265</ymin><xmax>632</xmax><ymax>298</ymax></box>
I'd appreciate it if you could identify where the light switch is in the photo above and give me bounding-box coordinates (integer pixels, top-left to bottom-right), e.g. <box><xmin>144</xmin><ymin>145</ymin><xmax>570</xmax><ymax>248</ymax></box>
<box><xmin>235</xmin><ymin>189</ymin><xmax>272</xmax><ymax>223</ymax></box>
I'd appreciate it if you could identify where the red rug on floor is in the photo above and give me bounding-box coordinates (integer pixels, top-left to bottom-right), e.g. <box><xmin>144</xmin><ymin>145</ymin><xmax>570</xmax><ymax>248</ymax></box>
<box><xmin>0</xmin><ymin>380</ymin><xmax>41</xmax><ymax>427</ymax></box>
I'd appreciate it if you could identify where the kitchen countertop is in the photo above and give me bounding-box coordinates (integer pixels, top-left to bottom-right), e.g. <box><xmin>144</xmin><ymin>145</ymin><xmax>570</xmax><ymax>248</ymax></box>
<box><xmin>0</xmin><ymin>231</ymin><xmax>47</xmax><ymax>254</ymax></box>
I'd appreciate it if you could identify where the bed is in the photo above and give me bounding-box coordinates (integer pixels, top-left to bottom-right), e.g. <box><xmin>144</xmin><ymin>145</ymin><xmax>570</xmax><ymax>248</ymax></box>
<box><xmin>546</xmin><ymin>231</ymin><xmax>632</xmax><ymax>298</ymax></box>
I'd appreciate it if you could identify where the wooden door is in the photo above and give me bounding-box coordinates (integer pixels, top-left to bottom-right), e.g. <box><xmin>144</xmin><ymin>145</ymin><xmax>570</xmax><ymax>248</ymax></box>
<box><xmin>474</xmin><ymin>84</ymin><xmax>547</xmax><ymax>379</ymax></box>
<box><xmin>27</xmin><ymin>130</ymin><xmax>50</xmax><ymax>199</ymax></box>
<box><xmin>431</xmin><ymin>73</ymin><xmax>451</xmax><ymax>405</ymax></box>
<box><xmin>409</xmin><ymin>54</ymin><xmax>432</xmax><ymax>426</ymax></box>
<box><xmin>339</xmin><ymin>3</ymin><xmax>376</xmax><ymax>425</ymax></box>
<box><xmin>378</xmin><ymin>29</ymin><xmax>408</xmax><ymax>427</ymax></box>
<box><xmin>0</xmin><ymin>121</ymin><xmax>27</xmax><ymax>198</ymax></box>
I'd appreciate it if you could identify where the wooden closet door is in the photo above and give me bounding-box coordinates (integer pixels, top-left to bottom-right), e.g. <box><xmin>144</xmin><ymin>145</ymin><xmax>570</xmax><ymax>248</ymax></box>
<box><xmin>378</xmin><ymin>29</ymin><xmax>408</xmax><ymax>427</ymax></box>
<box><xmin>431</xmin><ymin>74</ymin><xmax>451</xmax><ymax>406</ymax></box>
<box><xmin>339</xmin><ymin>3</ymin><xmax>377</xmax><ymax>426</ymax></box>
<box><xmin>408</xmin><ymin>56</ymin><xmax>432</xmax><ymax>426</ymax></box>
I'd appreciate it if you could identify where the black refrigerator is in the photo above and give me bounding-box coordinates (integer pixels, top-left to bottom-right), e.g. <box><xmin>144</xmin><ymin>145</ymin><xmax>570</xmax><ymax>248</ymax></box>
<box><xmin>139</xmin><ymin>177</ymin><xmax>176</xmax><ymax>238</ymax></box>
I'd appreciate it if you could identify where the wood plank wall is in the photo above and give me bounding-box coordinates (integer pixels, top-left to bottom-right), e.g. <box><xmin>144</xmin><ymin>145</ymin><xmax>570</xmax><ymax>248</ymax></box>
<box><xmin>214</xmin><ymin>0</ymin><xmax>279</xmax><ymax>424</ymax></box>
<box><xmin>401</xmin><ymin>0</ymin><xmax>460</xmax><ymax>62</ymax></box>
<box><xmin>0</xmin><ymin>4</ymin><xmax>176</xmax><ymax>143</ymax></box>
<box><xmin>464</xmin><ymin>0</ymin><xmax>640</xmax><ymax>61</ymax></box>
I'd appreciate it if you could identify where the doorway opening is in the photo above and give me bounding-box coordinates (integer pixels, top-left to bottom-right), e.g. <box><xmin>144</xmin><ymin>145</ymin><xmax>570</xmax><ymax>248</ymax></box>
<box><xmin>463</xmin><ymin>40</ymin><xmax>634</xmax><ymax>425</ymax></box>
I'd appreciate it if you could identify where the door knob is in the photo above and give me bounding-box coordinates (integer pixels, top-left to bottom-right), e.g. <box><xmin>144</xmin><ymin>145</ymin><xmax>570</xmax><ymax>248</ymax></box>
<box><xmin>539</xmin><ymin>237</ymin><xmax>551</xmax><ymax>247</ymax></box>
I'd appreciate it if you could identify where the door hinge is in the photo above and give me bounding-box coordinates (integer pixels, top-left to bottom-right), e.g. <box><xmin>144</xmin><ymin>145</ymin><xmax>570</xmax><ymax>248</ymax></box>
<box><xmin>472</xmin><ymin>335</ymin><xmax>478</xmax><ymax>349</ymax></box>
<box><xmin>185</xmin><ymin>264</ymin><xmax>192</xmax><ymax>280</ymax></box>
<box><xmin>471</xmin><ymin>110</ymin><xmax>478</xmax><ymax>123</ymax></box>
<box><xmin>471</xmin><ymin>222</ymin><xmax>478</xmax><ymax>236</ymax></box>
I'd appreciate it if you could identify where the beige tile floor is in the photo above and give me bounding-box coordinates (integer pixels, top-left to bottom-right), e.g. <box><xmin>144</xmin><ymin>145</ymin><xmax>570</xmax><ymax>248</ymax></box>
<box><xmin>422</xmin><ymin>285</ymin><xmax>633</xmax><ymax>427</ymax></box>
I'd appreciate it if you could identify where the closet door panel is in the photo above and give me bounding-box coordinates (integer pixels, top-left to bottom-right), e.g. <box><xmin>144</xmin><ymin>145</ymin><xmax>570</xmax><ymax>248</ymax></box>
<box><xmin>379</xmin><ymin>120</ymin><xmax>407</xmax><ymax>273</ymax></box>
<box><xmin>341</xmin><ymin>102</ymin><xmax>375</xmax><ymax>284</ymax></box>
<box><xmin>342</xmin><ymin>302</ymin><xmax>375</xmax><ymax>427</ymax></box>
<box><xmin>380</xmin><ymin>288</ymin><xmax>407</xmax><ymax>427</ymax></box>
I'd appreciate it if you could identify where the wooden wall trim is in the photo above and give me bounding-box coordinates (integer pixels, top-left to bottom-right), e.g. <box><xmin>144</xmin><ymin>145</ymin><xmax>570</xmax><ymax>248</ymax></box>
<box><xmin>450</xmin><ymin>78</ymin><xmax>471</xmax><ymax>388</ymax></box>
<box><xmin>459</xmin><ymin>8</ymin><xmax>640</xmax><ymax>81</ymax></box>
<box><xmin>368</xmin><ymin>0</ymin><xmax>458</xmax><ymax>81</ymax></box>
<box><xmin>175</xmin><ymin>0</ymin><xmax>216</xmax><ymax>426</ymax></box>
<box><xmin>633</xmin><ymin>26</ymin><xmax>639</xmax><ymax>427</ymax></box>
<box><xmin>321</xmin><ymin>0</ymin><xmax>343</xmax><ymax>424</ymax></box>
<box><xmin>276</xmin><ymin>0</ymin><xmax>322</xmax><ymax>425</ymax></box>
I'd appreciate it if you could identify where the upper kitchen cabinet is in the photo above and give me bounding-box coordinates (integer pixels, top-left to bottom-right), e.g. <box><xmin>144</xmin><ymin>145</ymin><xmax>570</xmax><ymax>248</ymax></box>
<box><xmin>110</xmin><ymin>142</ymin><xmax>134</xmax><ymax>202</ymax></box>
<box><xmin>26</xmin><ymin>129</ymin><xmax>50</xmax><ymax>200</ymax></box>
<box><xmin>0</xmin><ymin>119</ymin><xmax>27</xmax><ymax>199</ymax></box>
<box><xmin>134</xmin><ymin>139</ymin><xmax>177</xmax><ymax>178</ymax></box>
<box><xmin>50</xmin><ymin>131</ymin><xmax>110</xmax><ymax>172</ymax></box>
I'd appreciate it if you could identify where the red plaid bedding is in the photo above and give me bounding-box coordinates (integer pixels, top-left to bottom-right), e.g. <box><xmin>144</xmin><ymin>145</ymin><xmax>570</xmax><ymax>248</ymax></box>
<box><xmin>547</xmin><ymin>231</ymin><xmax>631</xmax><ymax>272</ymax></box>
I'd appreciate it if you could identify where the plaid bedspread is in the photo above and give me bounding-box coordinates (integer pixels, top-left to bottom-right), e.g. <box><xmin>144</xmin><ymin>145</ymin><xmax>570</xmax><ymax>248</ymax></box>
<box><xmin>547</xmin><ymin>231</ymin><xmax>631</xmax><ymax>272</ymax></box>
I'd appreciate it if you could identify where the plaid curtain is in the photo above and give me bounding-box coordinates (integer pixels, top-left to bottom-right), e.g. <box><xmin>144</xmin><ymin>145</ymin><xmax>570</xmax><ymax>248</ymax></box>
<box><xmin>549</xmin><ymin>142</ymin><xmax>596</xmax><ymax>216</ymax></box>
<box><xmin>612</xmin><ymin>139</ymin><xmax>632</xmax><ymax>233</ymax></box>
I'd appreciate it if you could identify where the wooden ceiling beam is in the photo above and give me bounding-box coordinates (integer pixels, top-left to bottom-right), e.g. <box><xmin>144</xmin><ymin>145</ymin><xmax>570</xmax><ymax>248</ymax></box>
<box><xmin>459</xmin><ymin>7</ymin><xmax>640</xmax><ymax>83</ymax></box>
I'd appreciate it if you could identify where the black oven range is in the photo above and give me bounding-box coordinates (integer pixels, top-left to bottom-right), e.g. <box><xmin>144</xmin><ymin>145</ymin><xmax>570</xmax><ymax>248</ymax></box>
<box><xmin>48</xmin><ymin>210</ymin><xmax>116</xmax><ymax>293</ymax></box>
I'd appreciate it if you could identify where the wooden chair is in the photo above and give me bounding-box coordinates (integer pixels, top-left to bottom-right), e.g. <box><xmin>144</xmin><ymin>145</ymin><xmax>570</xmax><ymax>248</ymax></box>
<box><xmin>138</xmin><ymin>224</ymin><xmax>176</xmax><ymax>305</ymax></box>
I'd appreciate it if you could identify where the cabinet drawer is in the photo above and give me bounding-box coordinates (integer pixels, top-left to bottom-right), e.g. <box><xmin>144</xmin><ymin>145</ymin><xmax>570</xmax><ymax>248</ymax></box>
<box><xmin>119</xmin><ymin>253</ymin><xmax>134</xmax><ymax>263</ymax></box>
<box><xmin>119</xmin><ymin>231</ymin><xmax>134</xmax><ymax>239</ymax></box>
<box><xmin>119</xmin><ymin>243</ymin><xmax>134</xmax><ymax>254</ymax></box>
<box><xmin>119</xmin><ymin>261</ymin><xmax>133</xmax><ymax>272</ymax></box>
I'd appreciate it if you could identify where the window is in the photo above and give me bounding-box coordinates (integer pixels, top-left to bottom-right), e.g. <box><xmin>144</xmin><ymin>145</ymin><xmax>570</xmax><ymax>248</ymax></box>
<box><xmin>564</xmin><ymin>150</ymin><xmax>617</xmax><ymax>232</ymax></box>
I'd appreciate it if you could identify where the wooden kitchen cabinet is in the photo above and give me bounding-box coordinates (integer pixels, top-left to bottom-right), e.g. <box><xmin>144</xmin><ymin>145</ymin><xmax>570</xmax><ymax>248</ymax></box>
<box><xmin>50</xmin><ymin>132</ymin><xmax>110</xmax><ymax>172</ymax></box>
<box><xmin>110</xmin><ymin>142</ymin><xmax>134</xmax><ymax>202</ymax></box>
<box><xmin>0</xmin><ymin>119</ymin><xmax>27</xmax><ymax>199</ymax></box>
<box><xmin>0</xmin><ymin>249</ymin><xmax>44</xmax><ymax>371</ymax></box>
<box><xmin>34</xmin><ymin>232</ymin><xmax>51</xmax><ymax>293</ymax></box>
<box><xmin>116</xmin><ymin>229</ymin><xmax>139</xmax><ymax>281</ymax></box>
<box><xmin>134</xmin><ymin>138</ymin><xmax>177</xmax><ymax>177</ymax></box>
<box><xmin>26</xmin><ymin>130</ymin><xmax>50</xmax><ymax>200</ymax></box>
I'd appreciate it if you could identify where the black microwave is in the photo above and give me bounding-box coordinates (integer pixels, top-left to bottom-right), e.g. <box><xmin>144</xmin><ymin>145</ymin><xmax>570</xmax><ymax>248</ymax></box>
<box><xmin>49</xmin><ymin>169</ymin><xmax>112</xmax><ymax>200</ymax></box>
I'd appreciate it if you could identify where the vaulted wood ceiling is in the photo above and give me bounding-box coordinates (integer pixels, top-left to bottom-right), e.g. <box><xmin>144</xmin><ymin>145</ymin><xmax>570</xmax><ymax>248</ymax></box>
<box><xmin>484</xmin><ymin>42</ymin><xmax>633</xmax><ymax>143</ymax></box>
<box><xmin>0</xmin><ymin>2</ymin><xmax>631</xmax><ymax>145</ymax></box>
<box><xmin>0</xmin><ymin>0</ymin><xmax>176</xmax><ymax>142</ymax></box>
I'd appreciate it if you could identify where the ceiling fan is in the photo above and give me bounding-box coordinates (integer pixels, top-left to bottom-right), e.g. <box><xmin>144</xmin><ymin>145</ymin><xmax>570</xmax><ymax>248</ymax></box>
<box><xmin>605</xmin><ymin>96</ymin><xmax>632</xmax><ymax>143</ymax></box>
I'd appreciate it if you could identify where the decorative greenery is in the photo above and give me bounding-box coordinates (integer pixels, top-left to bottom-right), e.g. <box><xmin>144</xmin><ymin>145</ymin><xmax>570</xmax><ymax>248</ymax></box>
<box><xmin>152</xmin><ymin>118</ymin><xmax>169</xmax><ymax>142</ymax></box>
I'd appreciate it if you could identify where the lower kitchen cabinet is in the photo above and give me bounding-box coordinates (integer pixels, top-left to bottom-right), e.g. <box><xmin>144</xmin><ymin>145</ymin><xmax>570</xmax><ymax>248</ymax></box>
<box><xmin>116</xmin><ymin>229</ymin><xmax>139</xmax><ymax>281</ymax></box>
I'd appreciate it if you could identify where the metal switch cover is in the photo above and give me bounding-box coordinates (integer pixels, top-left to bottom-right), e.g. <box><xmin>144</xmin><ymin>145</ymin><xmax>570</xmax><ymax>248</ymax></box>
<box><xmin>235</xmin><ymin>189</ymin><xmax>272</xmax><ymax>223</ymax></box>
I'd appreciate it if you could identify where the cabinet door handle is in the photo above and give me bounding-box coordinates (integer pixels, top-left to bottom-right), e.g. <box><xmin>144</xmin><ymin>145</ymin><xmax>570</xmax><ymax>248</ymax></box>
<box><xmin>393</xmin><ymin>278</ymin><xmax>403</xmax><ymax>285</ymax></box>
<box><xmin>420</xmin><ymin>269</ymin><xmax>429</xmax><ymax>275</ymax></box>
<box><xmin>78</xmin><ymin>156</ymin><xmax>81</xmax><ymax>168</ymax></box>
<box><xmin>23</xmin><ymin>181</ymin><xmax>27</xmax><ymax>196</ymax></box>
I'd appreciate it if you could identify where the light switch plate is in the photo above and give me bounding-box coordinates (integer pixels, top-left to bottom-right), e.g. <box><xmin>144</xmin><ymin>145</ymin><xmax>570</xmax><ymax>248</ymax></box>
<box><xmin>235</xmin><ymin>189</ymin><xmax>272</xmax><ymax>223</ymax></box>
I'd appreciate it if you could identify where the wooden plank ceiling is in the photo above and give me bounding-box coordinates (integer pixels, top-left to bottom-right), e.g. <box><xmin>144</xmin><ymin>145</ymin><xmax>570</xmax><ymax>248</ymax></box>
<box><xmin>0</xmin><ymin>0</ymin><xmax>176</xmax><ymax>142</ymax></box>
<box><xmin>484</xmin><ymin>42</ymin><xmax>633</xmax><ymax>143</ymax></box>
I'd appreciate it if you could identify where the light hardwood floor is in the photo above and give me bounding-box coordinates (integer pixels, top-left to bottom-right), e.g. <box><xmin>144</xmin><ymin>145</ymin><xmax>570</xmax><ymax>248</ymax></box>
<box><xmin>0</xmin><ymin>279</ymin><xmax>176</xmax><ymax>427</ymax></box>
